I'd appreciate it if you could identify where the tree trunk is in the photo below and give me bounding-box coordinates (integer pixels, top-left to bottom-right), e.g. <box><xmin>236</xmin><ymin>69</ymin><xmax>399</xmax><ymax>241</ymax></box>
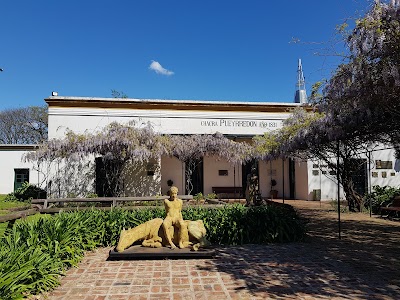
<box><xmin>104</xmin><ymin>159</ymin><xmax>125</xmax><ymax>197</ymax></box>
<box><xmin>342</xmin><ymin>178</ymin><xmax>362</xmax><ymax>212</ymax></box>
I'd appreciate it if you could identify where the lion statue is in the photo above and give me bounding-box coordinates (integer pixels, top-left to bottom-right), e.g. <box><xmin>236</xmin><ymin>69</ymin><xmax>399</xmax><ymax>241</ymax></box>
<box><xmin>116</xmin><ymin>218</ymin><xmax>210</xmax><ymax>252</ymax></box>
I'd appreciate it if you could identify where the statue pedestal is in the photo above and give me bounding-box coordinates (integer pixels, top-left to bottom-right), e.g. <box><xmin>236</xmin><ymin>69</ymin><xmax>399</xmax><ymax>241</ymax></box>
<box><xmin>108</xmin><ymin>245</ymin><xmax>216</xmax><ymax>260</ymax></box>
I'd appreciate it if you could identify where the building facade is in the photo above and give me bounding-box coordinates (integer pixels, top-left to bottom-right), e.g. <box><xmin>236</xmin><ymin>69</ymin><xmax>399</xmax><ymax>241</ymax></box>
<box><xmin>45</xmin><ymin>96</ymin><xmax>300</xmax><ymax>199</ymax></box>
<box><xmin>1</xmin><ymin>95</ymin><xmax>399</xmax><ymax>200</ymax></box>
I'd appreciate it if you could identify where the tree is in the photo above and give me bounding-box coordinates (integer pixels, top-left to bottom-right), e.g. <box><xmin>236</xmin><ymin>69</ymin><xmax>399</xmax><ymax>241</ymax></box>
<box><xmin>309</xmin><ymin>1</ymin><xmax>400</xmax><ymax>209</ymax></box>
<box><xmin>0</xmin><ymin>106</ymin><xmax>48</xmax><ymax>144</ymax></box>
<box><xmin>318</xmin><ymin>1</ymin><xmax>400</xmax><ymax>145</ymax></box>
<box><xmin>253</xmin><ymin>108</ymin><xmax>372</xmax><ymax>211</ymax></box>
<box><xmin>253</xmin><ymin>1</ymin><xmax>400</xmax><ymax>211</ymax></box>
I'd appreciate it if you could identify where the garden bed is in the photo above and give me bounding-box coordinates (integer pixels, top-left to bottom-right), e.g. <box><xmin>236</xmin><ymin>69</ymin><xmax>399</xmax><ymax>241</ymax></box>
<box><xmin>0</xmin><ymin>203</ymin><xmax>306</xmax><ymax>299</ymax></box>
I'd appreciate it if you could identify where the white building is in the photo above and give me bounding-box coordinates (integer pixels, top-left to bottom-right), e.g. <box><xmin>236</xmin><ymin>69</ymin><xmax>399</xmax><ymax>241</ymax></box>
<box><xmin>0</xmin><ymin>144</ymin><xmax>43</xmax><ymax>193</ymax></box>
<box><xmin>1</xmin><ymin>95</ymin><xmax>399</xmax><ymax>200</ymax></box>
<box><xmin>45</xmin><ymin>96</ymin><xmax>299</xmax><ymax>199</ymax></box>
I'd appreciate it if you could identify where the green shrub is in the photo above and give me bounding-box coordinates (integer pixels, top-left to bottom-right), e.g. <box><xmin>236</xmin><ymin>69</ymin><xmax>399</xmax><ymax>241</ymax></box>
<box><xmin>183</xmin><ymin>204</ymin><xmax>305</xmax><ymax>244</ymax></box>
<box><xmin>5</xmin><ymin>182</ymin><xmax>47</xmax><ymax>203</ymax></box>
<box><xmin>206</xmin><ymin>192</ymin><xmax>217</xmax><ymax>199</ymax></box>
<box><xmin>363</xmin><ymin>185</ymin><xmax>400</xmax><ymax>213</ymax></box>
<box><xmin>86</xmin><ymin>193</ymin><xmax>98</xmax><ymax>198</ymax></box>
<box><xmin>4</xmin><ymin>193</ymin><xmax>18</xmax><ymax>202</ymax></box>
<box><xmin>193</xmin><ymin>192</ymin><xmax>204</xmax><ymax>201</ymax></box>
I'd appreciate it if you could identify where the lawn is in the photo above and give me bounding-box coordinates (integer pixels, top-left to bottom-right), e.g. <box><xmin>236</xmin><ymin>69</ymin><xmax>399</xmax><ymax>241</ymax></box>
<box><xmin>0</xmin><ymin>195</ymin><xmax>30</xmax><ymax>210</ymax></box>
<box><xmin>0</xmin><ymin>194</ymin><xmax>31</xmax><ymax>237</ymax></box>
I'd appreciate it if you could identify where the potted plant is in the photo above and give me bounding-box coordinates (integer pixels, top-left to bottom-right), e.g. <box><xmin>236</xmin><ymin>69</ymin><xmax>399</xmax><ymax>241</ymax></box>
<box><xmin>193</xmin><ymin>192</ymin><xmax>206</xmax><ymax>204</ymax></box>
<box><xmin>270</xmin><ymin>179</ymin><xmax>278</xmax><ymax>199</ymax></box>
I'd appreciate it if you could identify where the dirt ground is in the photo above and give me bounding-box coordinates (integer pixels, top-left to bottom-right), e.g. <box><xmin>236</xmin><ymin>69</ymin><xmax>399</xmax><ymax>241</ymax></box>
<box><xmin>281</xmin><ymin>199</ymin><xmax>400</xmax><ymax>287</ymax></box>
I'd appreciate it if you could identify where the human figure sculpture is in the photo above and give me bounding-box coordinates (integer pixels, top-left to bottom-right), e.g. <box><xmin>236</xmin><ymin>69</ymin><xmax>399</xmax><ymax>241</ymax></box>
<box><xmin>246</xmin><ymin>165</ymin><xmax>263</xmax><ymax>206</ymax></box>
<box><xmin>162</xmin><ymin>186</ymin><xmax>191</xmax><ymax>249</ymax></box>
<box><xmin>116</xmin><ymin>186</ymin><xmax>210</xmax><ymax>252</ymax></box>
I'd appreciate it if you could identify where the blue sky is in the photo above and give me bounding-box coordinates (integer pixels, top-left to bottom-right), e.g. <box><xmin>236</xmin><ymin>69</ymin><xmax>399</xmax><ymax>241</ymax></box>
<box><xmin>0</xmin><ymin>0</ymin><xmax>371</xmax><ymax>109</ymax></box>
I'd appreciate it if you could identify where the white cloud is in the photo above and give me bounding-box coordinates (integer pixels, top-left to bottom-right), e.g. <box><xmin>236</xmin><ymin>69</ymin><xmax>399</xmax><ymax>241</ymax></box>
<box><xmin>149</xmin><ymin>60</ymin><xmax>174</xmax><ymax>76</ymax></box>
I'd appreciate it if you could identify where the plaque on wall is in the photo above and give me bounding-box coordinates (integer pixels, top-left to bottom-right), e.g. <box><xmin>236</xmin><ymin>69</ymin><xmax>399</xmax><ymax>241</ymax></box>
<box><xmin>382</xmin><ymin>171</ymin><xmax>387</xmax><ymax>178</ymax></box>
<box><xmin>218</xmin><ymin>170</ymin><xmax>228</xmax><ymax>176</ymax></box>
<box><xmin>391</xmin><ymin>172</ymin><xmax>396</xmax><ymax>176</ymax></box>
<box><xmin>376</xmin><ymin>160</ymin><xmax>393</xmax><ymax>169</ymax></box>
<box><xmin>372</xmin><ymin>172</ymin><xmax>378</xmax><ymax>178</ymax></box>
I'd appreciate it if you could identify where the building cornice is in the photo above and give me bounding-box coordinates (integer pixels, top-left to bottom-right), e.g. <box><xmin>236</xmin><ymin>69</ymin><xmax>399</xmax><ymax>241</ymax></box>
<box><xmin>45</xmin><ymin>96</ymin><xmax>312</xmax><ymax>113</ymax></box>
<box><xmin>0</xmin><ymin>144</ymin><xmax>38</xmax><ymax>151</ymax></box>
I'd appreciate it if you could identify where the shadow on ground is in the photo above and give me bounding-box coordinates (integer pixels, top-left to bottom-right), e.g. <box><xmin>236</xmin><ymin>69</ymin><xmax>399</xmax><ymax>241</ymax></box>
<box><xmin>197</xmin><ymin>201</ymin><xmax>400</xmax><ymax>299</ymax></box>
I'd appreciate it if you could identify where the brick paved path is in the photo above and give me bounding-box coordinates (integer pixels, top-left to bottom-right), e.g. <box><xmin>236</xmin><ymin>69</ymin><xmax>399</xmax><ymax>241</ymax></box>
<box><xmin>42</xmin><ymin>201</ymin><xmax>400</xmax><ymax>300</ymax></box>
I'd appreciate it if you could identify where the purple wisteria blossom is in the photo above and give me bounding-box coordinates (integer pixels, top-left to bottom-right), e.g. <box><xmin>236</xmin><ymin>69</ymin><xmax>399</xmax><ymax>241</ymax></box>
<box><xmin>26</xmin><ymin>123</ymin><xmax>251</xmax><ymax>196</ymax></box>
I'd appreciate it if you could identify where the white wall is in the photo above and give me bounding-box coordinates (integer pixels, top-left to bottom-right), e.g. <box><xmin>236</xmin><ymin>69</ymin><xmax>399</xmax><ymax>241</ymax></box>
<box><xmin>0</xmin><ymin>150</ymin><xmax>44</xmax><ymax>194</ymax></box>
<box><xmin>306</xmin><ymin>146</ymin><xmax>400</xmax><ymax>201</ymax></box>
<box><xmin>37</xmin><ymin>155</ymin><xmax>96</xmax><ymax>199</ymax></box>
<box><xmin>369</xmin><ymin>148</ymin><xmax>400</xmax><ymax>189</ymax></box>
<box><xmin>203</xmin><ymin>156</ymin><xmax>242</xmax><ymax>196</ymax></box>
<box><xmin>122</xmin><ymin>159</ymin><xmax>161</xmax><ymax>196</ymax></box>
<box><xmin>259</xmin><ymin>159</ymin><xmax>291</xmax><ymax>199</ymax></box>
<box><xmin>307</xmin><ymin>160</ymin><xmax>343</xmax><ymax>201</ymax></box>
<box><xmin>294</xmin><ymin>160</ymin><xmax>309</xmax><ymax>200</ymax></box>
<box><xmin>161</xmin><ymin>156</ymin><xmax>184</xmax><ymax>195</ymax></box>
<box><xmin>48</xmin><ymin>107</ymin><xmax>290</xmax><ymax>138</ymax></box>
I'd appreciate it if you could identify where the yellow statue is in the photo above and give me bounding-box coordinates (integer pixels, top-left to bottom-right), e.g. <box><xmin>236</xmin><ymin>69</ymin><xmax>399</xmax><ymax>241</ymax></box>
<box><xmin>116</xmin><ymin>218</ymin><xmax>210</xmax><ymax>252</ymax></box>
<box><xmin>117</xmin><ymin>218</ymin><xmax>164</xmax><ymax>251</ymax></box>
<box><xmin>162</xmin><ymin>186</ymin><xmax>190</xmax><ymax>249</ymax></box>
<box><xmin>116</xmin><ymin>186</ymin><xmax>210</xmax><ymax>252</ymax></box>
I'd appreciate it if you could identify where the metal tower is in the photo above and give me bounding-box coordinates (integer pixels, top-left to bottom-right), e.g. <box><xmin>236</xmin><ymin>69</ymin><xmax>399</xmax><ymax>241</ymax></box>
<box><xmin>294</xmin><ymin>59</ymin><xmax>307</xmax><ymax>104</ymax></box>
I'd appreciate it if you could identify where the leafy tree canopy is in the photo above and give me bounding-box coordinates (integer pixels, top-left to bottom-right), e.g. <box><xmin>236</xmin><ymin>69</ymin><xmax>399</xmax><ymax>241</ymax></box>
<box><xmin>319</xmin><ymin>0</ymin><xmax>400</xmax><ymax>144</ymax></box>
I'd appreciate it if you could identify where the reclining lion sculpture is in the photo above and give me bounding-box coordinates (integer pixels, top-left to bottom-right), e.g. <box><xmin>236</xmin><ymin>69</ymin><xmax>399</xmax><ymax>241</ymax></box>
<box><xmin>116</xmin><ymin>218</ymin><xmax>210</xmax><ymax>252</ymax></box>
<box><xmin>116</xmin><ymin>187</ymin><xmax>210</xmax><ymax>252</ymax></box>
